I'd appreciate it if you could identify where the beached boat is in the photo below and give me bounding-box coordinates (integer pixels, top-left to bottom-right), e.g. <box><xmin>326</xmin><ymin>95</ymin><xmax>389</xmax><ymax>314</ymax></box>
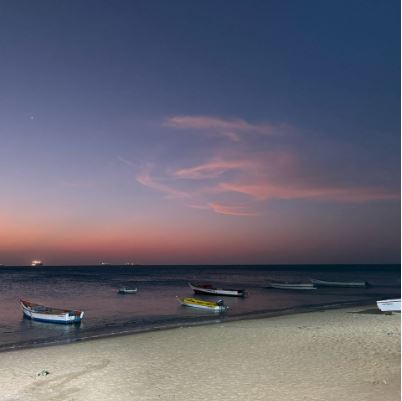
<box><xmin>265</xmin><ymin>281</ymin><xmax>316</xmax><ymax>290</ymax></box>
<box><xmin>310</xmin><ymin>279</ymin><xmax>368</xmax><ymax>288</ymax></box>
<box><xmin>189</xmin><ymin>282</ymin><xmax>247</xmax><ymax>297</ymax></box>
<box><xmin>20</xmin><ymin>299</ymin><xmax>84</xmax><ymax>324</ymax></box>
<box><xmin>376</xmin><ymin>299</ymin><xmax>401</xmax><ymax>312</ymax></box>
<box><xmin>176</xmin><ymin>297</ymin><xmax>227</xmax><ymax>312</ymax></box>
<box><xmin>118</xmin><ymin>287</ymin><xmax>138</xmax><ymax>294</ymax></box>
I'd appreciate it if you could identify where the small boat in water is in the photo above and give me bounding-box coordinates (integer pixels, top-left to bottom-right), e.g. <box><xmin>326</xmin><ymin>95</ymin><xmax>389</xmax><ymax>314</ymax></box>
<box><xmin>189</xmin><ymin>282</ymin><xmax>247</xmax><ymax>297</ymax></box>
<box><xmin>176</xmin><ymin>297</ymin><xmax>227</xmax><ymax>312</ymax></box>
<box><xmin>118</xmin><ymin>287</ymin><xmax>138</xmax><ymax>294</ymax></box>
<box><xmin>265</xmin><ymin>281</ymin><xmax>316</xmax><ymax>290</ymax></box>
<box><xmin>20</xmin><ymin>299</ymin><xmax>84</xmax><ymax>324</ymax></box>
<box><xmin>31</xmin><ymin>260</ymin><xmax>43</xmax><ymax>267</ymax></box>
<box><xmin>377</xmin><ymin>299</ymin><xmax>401</xmax><ymax>312</ymax></box>
<box><xmin>310</xmin><ymin>278</ymin><xmax>368</xmax><ymax>288</ymax></box>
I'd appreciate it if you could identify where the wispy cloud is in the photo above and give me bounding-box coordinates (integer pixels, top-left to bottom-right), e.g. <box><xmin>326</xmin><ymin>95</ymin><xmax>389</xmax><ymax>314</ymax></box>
<box><xmin>217</xmin><ymin>182</ymin><xmax>271</xmax><ymax>200</ymax></box>
<box><xmin>136</xmin><ymin>166</ymin><xmax>189</xmax><ymax>199</ymax></box>
<box><xmin>131</xmin><ymin>115</ymin><xmax>400</xmax><ymax>216</ymax></box>
<box><xmin>134</xmin><ymin>151</ymin><xmax>399</xmax><ymax>217</ymax></box>
<box><xmin>174</xmin><ymin>160</ymin><xmax>253</xmax><ymax>179</ymax></box>
<box><xmin>165</xmin><ymin>115</ymin><xmax>290</xmax><ymax>141</ymax></box>
<box><xmin>117</xmin><ymin>156</ymin><xmax>138</xmax><ymax>168</ymax></box>
<box><xmin>218</xmin><ymin>182</ymin><xmax>400</xmax><ymax>203</ymax></box>
<box><xmin>207</xmin><ymin>202</ymin><xmax>259</xmax><ymax>216</ymax></box>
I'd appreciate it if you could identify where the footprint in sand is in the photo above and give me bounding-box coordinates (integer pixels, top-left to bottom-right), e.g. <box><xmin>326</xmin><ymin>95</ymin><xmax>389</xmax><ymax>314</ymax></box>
<box><xmin>23</xmin><ymin>359</ymin><xmax>110</xmax><ymax>401</ymax></box>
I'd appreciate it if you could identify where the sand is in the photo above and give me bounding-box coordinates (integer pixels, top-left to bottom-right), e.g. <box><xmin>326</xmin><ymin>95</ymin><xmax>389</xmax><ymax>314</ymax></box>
<box><xmin>0</xmin><ymin>307</ymin><xmax>399</xmax><ymax>401</ymax></box>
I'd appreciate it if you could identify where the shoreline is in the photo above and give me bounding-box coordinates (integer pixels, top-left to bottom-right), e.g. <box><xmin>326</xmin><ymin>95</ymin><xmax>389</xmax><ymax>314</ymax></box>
<box><xmin>0</xmin><ymin>298</ymin><xmax>379</xmax><ymax>353</ymax></box>
<box><xmin>0</xmin><ymin>305</ymin><xmax>399</xmax><ymax>401</ymax></box>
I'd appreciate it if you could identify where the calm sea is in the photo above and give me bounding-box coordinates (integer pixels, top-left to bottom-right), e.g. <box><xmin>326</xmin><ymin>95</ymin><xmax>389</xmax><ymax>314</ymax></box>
<box><xmin>0</xmin><ymin>265</ymin><xmax>399</xmax><ymax>351</ymax></box>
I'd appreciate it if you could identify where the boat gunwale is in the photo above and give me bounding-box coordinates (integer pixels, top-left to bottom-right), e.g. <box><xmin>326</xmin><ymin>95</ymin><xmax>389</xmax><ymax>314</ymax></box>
<box><xmin>310</xmin><ymin>278</ymin><xmax>368</xmax><ymax>287</ymax></box>
<box><xmin>20</xmin><ymin>299</ymin><xmax>83</xmax><ymax>316</ymax></box>
<box><xmin>176</xmin><ymin>296</ymin><xmax>227</xmax><ymax>310</ymax></box>
<box><xmin>188</xmin><ymin>283</ymin><xmax>247</xmax><ymax>298</ymax></box>
<box><xmin>264</xmin><ymin>282</ymin><xmax>317</xmax><ymax>290</ymax></box>
<box><xmin>189</xmin><ymin>282</ymin><xmax>245</xmax><ymax>293</ymax></box>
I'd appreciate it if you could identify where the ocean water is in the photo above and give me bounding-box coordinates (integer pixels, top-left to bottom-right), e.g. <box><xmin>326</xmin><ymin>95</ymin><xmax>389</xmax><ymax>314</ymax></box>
<box><xmin>0</xmin><ymin>265</ymin><xmax>399</xmax><ymax>351</ymax></box>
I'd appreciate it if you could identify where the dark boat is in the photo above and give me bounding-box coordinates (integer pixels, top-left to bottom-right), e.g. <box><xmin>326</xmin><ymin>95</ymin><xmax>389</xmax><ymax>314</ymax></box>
<box><xmin>189</xmin><ymin>282</ymin><xmax>247</xmax><ymax>297</ymax></box>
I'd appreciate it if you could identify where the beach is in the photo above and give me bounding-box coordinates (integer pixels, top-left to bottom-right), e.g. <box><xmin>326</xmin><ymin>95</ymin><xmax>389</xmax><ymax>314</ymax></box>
<box><xmin>0</xmin><ymin>306</ymin><xmax>399</xmax><ymax>401</ymax></box>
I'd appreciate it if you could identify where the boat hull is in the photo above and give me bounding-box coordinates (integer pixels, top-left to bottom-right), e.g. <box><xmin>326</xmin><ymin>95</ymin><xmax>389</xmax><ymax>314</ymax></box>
<box><xmin>189</xmin><ymin>283</ymin><xmax>246</xmax><ymax>297</ymax></box>
<box><xmin>177</xmin><ymin>297</ymin><xmax>227</xmax><ymax>312</ymax></box>
<box><xmin>118</xmin><ymin>288</ymin><xmax>138</xmax><ymax>294</ymax></box>
<box><xmin>20</xmin><ymin>300</ymin><xmax>84</xmax><ymax>324</ymax></box>
<box><xmin>377</xmin><ymin>299</ymin><xmax>401</xmax><ymax>312</ymax></box>
<box><xmin>265</xmin><ymin>283</ymin><xmax>316</xmax><ymax>290</ymax></box>
<box><xmin>310</xmin><ymin>279</ymin><xmax>367</xmax><ymax>288</ymax></box>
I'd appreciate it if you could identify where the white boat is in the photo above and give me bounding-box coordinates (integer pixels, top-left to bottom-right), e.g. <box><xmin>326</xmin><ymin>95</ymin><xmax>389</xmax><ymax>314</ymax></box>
<box><xmin>265</xmin><ymin>281</ymin><xmax>316</xmax><ymax>290</ymax></box>
<box><xmin>176</xmin><ymin>297</ymin><xmax>227</xmax><ymax>312</ymax></box>
<box><xmin>20</xmin><ymin>299</ymin><xmax>84</xmax><ymax>324</ymax></box>
<box><xmin>310</xmin><ymin>278</ymin><xmax>368</xmax><ymax>288</ymax></box>
<box><xmin>31</xmin><ymin>260</ymin><xmax>43</xmax><ymax>267</ymax></box>
<box><xmin>189</xmin><ymin>282</ymin><xmax>247</xmax><ymax>297</ymax></box>
<box><xmin>118</xmin><ymin>287</ymin><xmax>138</xmax><ymax>294</ymax></box>
<box><xmin>376</xmin><ymin>299</ymin><xmax>401</xmax><ymax>312</ymax></box>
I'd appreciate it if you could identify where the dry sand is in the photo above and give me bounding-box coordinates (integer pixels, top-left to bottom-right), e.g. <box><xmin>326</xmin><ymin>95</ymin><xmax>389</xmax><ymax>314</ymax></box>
<box><xmin>0</xmin><ymin>307</ymin><xmax>399</xmax><ymax>401</ymax></box>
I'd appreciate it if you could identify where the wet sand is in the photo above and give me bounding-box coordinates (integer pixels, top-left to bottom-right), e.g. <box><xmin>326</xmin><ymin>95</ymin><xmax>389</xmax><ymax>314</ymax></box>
<box><xmin>0</xmin><ymin>306</ymin><xmax>399</xmax><ymax>401</ymax></box>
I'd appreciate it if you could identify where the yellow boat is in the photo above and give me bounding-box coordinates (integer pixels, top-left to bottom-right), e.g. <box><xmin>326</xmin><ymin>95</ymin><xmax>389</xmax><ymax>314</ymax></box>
<box><xmin>176</xmin><ymin>297</ymin><xmax>227</xmax><ymax>312</ymax></box>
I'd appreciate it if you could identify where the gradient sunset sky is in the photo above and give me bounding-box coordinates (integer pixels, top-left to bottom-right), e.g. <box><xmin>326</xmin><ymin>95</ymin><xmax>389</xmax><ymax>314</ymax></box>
<box><xmin>0</xmin><ymin>1</ymin><xmax>400</xmax><ymax>265</ymax></box>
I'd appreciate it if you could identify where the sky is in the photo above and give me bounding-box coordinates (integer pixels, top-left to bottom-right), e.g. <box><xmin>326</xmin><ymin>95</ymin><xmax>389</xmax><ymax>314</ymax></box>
<box><xmin>0</xmin><ymin>0</ymin><xmax>400</xmax><ymax>265</ymax></box>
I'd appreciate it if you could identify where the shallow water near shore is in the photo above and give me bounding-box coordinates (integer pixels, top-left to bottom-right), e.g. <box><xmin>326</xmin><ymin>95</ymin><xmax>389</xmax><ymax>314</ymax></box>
<box><xmin>0</xmin><ymin>264</ymin><xmax>399</xmax><ymax>351</ymax></box>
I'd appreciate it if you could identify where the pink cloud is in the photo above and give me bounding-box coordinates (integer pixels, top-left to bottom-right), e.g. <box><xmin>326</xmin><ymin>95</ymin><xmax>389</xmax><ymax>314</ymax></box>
<box><xmin>218</xmin><ymin>182</ymin><xmax>400</xmax><ymax>203</ymax></box>
<box><xmin>136</xmin><ymin>167</ymin><xmax>189</xmax><ymax>199</ymax></box>
<box><xmin>218</xmin><ymin>183</ymin><xmax>272</xmax><ymax>200</ymax></box>
<box><xmin>133</xmin><ymin>118</ymin><xmax>400</xmax><ymax>216</ymax></box>
<box><xmin>174</xmin><ymin>160</ymin><xmax>254</xmax><ymax>179</ymax></box>
<box><xmin>165</xmin><ymin>115</ymin><xmax>289</xmax><ymax>141</ymax></box>
<box><xmin>135</xmin><ymin>151</ymin><xmax>399</xmax><ymax>218</ymax></box>
<box><xmin>207</xmin><ymin>202</ymin><xmax>259</xmax><ymax>216</ymax></box>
